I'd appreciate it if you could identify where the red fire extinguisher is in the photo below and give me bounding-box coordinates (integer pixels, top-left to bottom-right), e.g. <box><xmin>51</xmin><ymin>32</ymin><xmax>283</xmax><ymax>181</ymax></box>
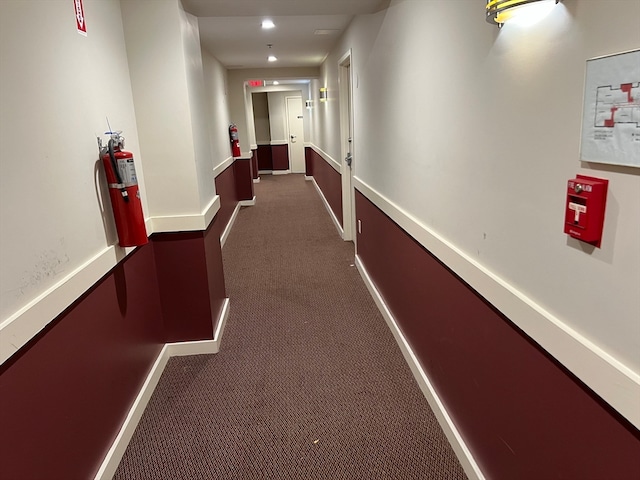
<box><xmin>99</xmin><ymin>131</ymin><xmax>148</xmax><ymax>247</ymax></box>
<box><xmin>229</xmin><ymin>124</ymin><xmax>241</xmax><ymax>157</ymax></box>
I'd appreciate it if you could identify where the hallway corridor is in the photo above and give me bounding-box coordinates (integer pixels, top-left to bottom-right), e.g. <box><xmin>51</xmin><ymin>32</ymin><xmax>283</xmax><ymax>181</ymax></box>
<box><xmin>114</xmin><ymin>175</ymin><xmax>466</xmax><ymax>479</ymax></box>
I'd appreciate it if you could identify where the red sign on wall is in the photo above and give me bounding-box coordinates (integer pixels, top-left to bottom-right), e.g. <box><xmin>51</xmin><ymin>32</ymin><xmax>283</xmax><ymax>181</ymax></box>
<box><xmin>74</xmin><ymin>0</ymin><xmax>87</xmax><ymax>35</ymax></box>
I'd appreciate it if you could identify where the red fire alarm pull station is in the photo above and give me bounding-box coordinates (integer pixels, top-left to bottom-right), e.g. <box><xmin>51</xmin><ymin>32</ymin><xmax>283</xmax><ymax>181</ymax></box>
<box><xmin>564</xmin><ymin>175</ymin><xmax>608</xmax><ymax>247</ymax></box>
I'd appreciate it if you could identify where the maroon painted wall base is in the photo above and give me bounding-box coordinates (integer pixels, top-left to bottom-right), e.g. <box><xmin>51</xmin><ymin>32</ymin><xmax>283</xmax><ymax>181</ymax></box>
<box><xmin>257</xmin><ymin>144</ymin><xmax>272</xmax><ymax>171</ymax></box>
<box><xmin>251</xmin><ymin>149</ymin><xmax>259</xmax><ymax>180</ymax></box>
<box><xmin>305</xmin><ymin>146</ymin><xmax>313</xmax><ymax>176</ymax></box>
<box><xmin>0</xmin><ymin>214</ymin><xmax>228</xmax><ymax>479</ymax></box>
<box><xmin>354</xmin><ymin>190</ymin><xmax>640</xmax><ymax>479</ymax></box>
<box><xmin>271</xmin><ymin>144</ymin><xmax>289</xmax><ymax>171</ymax></box>
<box><xmin>0</xmin><ymin>245</ymin><xmax>164</xmax><ymax>480</ymax></box>
<box><xmin>307</xmin><ymin>147</ymin><xmax>342</xmax><ymax>225</ymax></box>
<box><xmin>153</xmin><ymin>224</ymin><xmax>226</xmax><ymax>343</ymax></box>
<box><xmin>233</xmin><ymin>157</ymin><xmax>254</xmax><ymax>201</ymax></box>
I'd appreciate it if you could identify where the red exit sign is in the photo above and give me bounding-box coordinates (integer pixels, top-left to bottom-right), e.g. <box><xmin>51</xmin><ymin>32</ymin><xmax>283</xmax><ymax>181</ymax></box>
<box><xmin>248</xmin><ymin>80</ymin><xmax>264</xmax><ymax>87</ymax></box>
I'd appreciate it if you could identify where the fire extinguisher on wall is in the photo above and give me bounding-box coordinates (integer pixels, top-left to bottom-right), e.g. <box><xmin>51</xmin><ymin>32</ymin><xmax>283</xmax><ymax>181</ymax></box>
<box><xmin>229</xmin><ymin>124</ymin><xmax>241</xmax><ymax>157</ymax></box>
<box><xmin>98</xmin><ymin>130</ymin><xmax>148</xmax><ymax>247</ymax></box>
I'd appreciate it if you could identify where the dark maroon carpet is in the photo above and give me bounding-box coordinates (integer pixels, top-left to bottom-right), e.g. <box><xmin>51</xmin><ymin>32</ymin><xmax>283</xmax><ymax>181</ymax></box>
<box><xmin>114</xmin><ymin>174</ymin><xmax>466</xmax><ymax>479</ymax></box>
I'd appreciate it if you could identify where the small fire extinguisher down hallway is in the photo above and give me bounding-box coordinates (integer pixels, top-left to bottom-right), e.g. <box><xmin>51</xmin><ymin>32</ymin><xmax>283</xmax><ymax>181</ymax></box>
<box><xmin>1</xmin><ymin>1</ymin><xmax>639</xmax><ymax>480</ymax></box>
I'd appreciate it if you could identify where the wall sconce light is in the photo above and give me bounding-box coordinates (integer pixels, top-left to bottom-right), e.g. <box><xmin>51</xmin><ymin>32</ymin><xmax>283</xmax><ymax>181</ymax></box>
<box><xmin>305</xmin><ymin>100</ymin><xmax>313</xmax><ymax>109</ymax></box>
<box><xmin>319</xmin><ymin>87</ymin><xmax>327</xmax><ymax>102</ymax></box>
<box><xmin>486</xmin><ymin>0</ymin><xmax>560</xmax><ymax>26</ymax></box>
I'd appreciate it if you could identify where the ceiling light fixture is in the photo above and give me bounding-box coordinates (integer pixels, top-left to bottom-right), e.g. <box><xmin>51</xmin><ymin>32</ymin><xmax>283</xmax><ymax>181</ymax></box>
<box><xmin>273</xmin><ymin>81</ymin><xmax>280</xmax><ymax>85</ymax></box>
<box><xmin>486</xmin><ymin>0</ymin><xmax>560</xmax><ymax>26</ymax></box>
<box><xmin>267</xmin><ymin>44</ymin><xmax>277</xmax><ymax>62</ymax></box>
<box><xmin>262</xmin><ymin>19</ymin><xmax>275</xmax><ymax>29</ymax></box>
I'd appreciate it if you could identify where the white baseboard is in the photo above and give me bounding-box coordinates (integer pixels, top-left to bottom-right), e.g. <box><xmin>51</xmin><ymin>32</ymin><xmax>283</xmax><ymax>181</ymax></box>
<box><xmin>258</xmin><ymin>170</ymin><xmax>273</xmax><ymax>175</ymax></box>
<box><xmin>304</xmin><ymin>175</ymin><xmax>313</xmax><ymax>181</ymax></box>
<box><xmin>310</xmin><ymin>177</ymin><xmax>343</xmax><ymax>239</ymax></box>
<box><xmin>272</xmin><ymin>169</ymin><xmax>291</xmax><ymax>176</ymax></box>
<box><xmin>355</xmin><ymin>256</ymin><xmax>484</xmax><ymax>480</ymax></box>
<box><xmin>239</xmin><ymin>197</ymin><xmax>256</xmax><ymax>207</ymax></box>
<box><xmin>253</xmin><ymin>177</ymin><xmax>261</xmax><ymax>183</ymax></box>
<box><xmin>93</xmin><ymin>298</ymin><xmax>230</xmax><ymax>480</ymax></box>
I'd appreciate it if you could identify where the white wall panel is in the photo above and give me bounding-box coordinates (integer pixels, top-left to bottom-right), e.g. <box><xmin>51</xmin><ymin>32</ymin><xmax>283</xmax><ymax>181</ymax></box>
<box><xmin>311</xmin><ymin>0</ymin><xmax>640</xmax><ymax>420</ymax></box>
<box><xmin>0</xmin><ymin>0</ymin><xmax>144</xmax><ymax>322</ymax></box>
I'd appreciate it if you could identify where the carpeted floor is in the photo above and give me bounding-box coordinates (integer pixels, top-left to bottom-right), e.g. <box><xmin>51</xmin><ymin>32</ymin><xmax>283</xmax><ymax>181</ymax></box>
<box><xmin>114</xmin><ymin>174</ymin><xmax>467</xmax><ymax>480</ymax></box>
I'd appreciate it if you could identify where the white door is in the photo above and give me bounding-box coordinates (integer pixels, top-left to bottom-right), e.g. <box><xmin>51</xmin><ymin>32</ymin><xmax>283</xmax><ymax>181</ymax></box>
<box><xmin>286</xmin><ymin>96</ymin><xmax>305</xmax><ymax>173</ymax></box>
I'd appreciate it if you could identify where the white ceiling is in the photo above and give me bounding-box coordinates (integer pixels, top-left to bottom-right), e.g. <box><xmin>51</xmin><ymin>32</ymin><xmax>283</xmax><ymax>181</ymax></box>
<box><xmin>182</xmin><ymin>0</ymin><xmax>390</xmax><ymax>69</ymax></box>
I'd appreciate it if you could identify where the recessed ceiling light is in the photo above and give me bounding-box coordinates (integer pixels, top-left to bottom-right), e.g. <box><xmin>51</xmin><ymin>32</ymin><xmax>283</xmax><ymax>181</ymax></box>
<box><xmin>273</xmin><ymin>81</ymin><xmax>280</xmax><ymax>85</ymax></box>
<box><xmin>262</xmin><ymin>19</ymin><xmax>275</xmax><ymax>29</ymax></box>
<box><xmin>314</xmin><ymin>29</ymin><xmax>340</xmax><ymax>35</ymax></box>
<box><xmin>268</xmin><ymin>55</ymin><xmax>278</xmax><ymax>62</ymax></box>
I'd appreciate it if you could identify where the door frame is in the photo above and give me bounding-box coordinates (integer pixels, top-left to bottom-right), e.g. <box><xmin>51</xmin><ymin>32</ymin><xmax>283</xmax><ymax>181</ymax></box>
<box><xmin>338</xmin><ymin>49</ymin><xmax>355</xmax><ymax>243</ymax></box>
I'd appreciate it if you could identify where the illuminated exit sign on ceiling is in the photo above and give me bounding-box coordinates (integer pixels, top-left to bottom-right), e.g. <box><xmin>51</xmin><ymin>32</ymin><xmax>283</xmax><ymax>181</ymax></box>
<box><xmin>248</xmin><ymin>80</ymin><xmax>264</xmax><ymax>87</ymax></box>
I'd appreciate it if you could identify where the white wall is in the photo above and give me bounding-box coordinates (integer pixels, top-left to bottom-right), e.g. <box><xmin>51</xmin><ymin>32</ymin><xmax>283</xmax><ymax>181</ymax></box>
<box><xmin>312</xmin><ymin>0</ymin><xmax>640</xmax><ymax>422</ymax></box>
<box><xmin>120</xmin><ymin>0</ymin><xmax>215</xmax><ymax>217</ymax></box>
<box><xmin>0</xmin><ymin>0</ymin><xmax>144</xmax><ymax>322</ymax></box>
<box><xmin>180</xmin><ymin>8</ymin><xmax>216</xmax><ymax>210</ymax></box>
<box><xmin>202</xmin><ymin>50</ymin><xmax>232</xmax><ymax>166</ymax></box>
<box><xmin>268</xmin><ymin>91</ymin><xmax>303</xmax><ymax>142</ymax></box>
<box><xmin>252</xmin><ymin>93</ymin><xmax>271</xmax><ymax>144</ymax></box>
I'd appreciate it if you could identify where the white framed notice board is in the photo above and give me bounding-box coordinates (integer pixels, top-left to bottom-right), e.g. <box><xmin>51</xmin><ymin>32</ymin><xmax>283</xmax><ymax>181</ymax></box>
<box><xmin>580</xmin><ymin>49</ymin><xmax>640</xmax><ymax>168</ymax></box>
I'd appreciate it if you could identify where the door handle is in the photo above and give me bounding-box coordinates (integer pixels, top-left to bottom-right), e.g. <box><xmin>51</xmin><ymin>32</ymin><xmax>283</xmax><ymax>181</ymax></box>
<box><xmin>345</xmin><ymin>153</ymin><xmax>352</xmax><ymax>167</ymax></box>
<box><xmin>290</xmin><ymin>135</ymin><xmax>297</xmax><ymax>143</ymax></box>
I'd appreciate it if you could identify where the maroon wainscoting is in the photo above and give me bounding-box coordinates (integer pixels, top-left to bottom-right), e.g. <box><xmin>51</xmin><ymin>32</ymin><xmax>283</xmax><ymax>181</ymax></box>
<box><xmin>214</xmin><ymin>163</ymin><xmax>239</xmax><ymax>237</ymax></box>
<box><xmin>271</xmin><ymin>144</ymin><xmax>289</xmax><ymax>171</ymax></box>
<box><xmin>203</xmin><ymin>216</ymin><xmax>227</xmax><ymax>323</ymax></box>
<box><xmin>152</xmin><ymin>223</ymin><xmax>226</xmax><ymax>343</ymax></box>
<box><xmin>0</xmin><ymin>245</ymin><xmax>164</xmax><ymax>480</ymax></box>
<box><xmin>233</xmin><ymin>157</ymin><xmax>254</xmax><ymax>201</ymax></box>
<box><xmin>257</xmin><ymin>144</ymin><xmax>273</xmax><ymax>171</ymax></box>
<box><xmin>308</xmin><ymin>148</ymin><xmax>342</xmax><ymax>225</ymax></box>
<box><xmin>354</xmin><ymin>190</ymin><xmax>640</xmax><ymax>479</ymax></box>
<box><xmin>251</xmin><ymin>149</ymin><xmax>259</xmax><ymax>180</ymax></box>
<box><xmin>305</xmin><ymin>146</ymin><xmax>313</xmax><ymax>176</ymax></box>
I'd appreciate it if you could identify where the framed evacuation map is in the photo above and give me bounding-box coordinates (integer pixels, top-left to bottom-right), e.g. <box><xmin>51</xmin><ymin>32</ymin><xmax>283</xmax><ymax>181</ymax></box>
<box><xmin>580</xmin><ymin>49</ymin><xmax>640</xmax><ymax>168</ymax></box>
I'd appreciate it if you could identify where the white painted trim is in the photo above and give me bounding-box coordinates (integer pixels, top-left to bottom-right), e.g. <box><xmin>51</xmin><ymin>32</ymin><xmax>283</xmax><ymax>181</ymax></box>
<box><xmin>309</xmin><ymin>143</ymin><xmax>341</xmax><ymax>173</ymax></box>
<box><xmin>270</xmin><ymin>140</ymin><xmax>288</xmax><ymax>146</ymax></box>
<box><xmin>272</xmin><ymin>169</ymin><xmax>291</xmax><ymax>176</ymax></box>
<box><xmin>355</xmin><ymin>257</ymin><xmax>484</xmax><ymax>480</ymax></box>
<box><xmin>213</xmin><ymin>156</ymin><xmax>234</xmax><ymax>178</ymax></box>
<box><xmin>259</xmin><ymin>170</ymin><xmax>273</xmax><ymax>175</ymax></box>
<box><xmin>239</xmin><ymin>196</ymin><xmax>256</xmax><ymax>207</ymax></box>
<box><xmin>94</xmin><ymin>298</ymin><xmax>230</xmax><ymax>480</ymax></box>
<box><xmin>221</xmin><ymin>203</ymin><xmax>242</xmax><ymax>248</ymax></box>
<box><xmin>0</xmin><ymin>246</ymin><xmax>127</xmax><ymax>365</ymax></box>
<box><xmin>353</xmin><ymin>176</ymin><xmax>640</xmax><ymax>429</ymax></box>
<box><xmin>148</xmin><ymin>195</ymin><xmax>220</xmax><ymax>233</ymax></box>
<box><xmin>304</xmin><ymin>175</ymin><xmax>313</xmax><ymax>181</ymax></box>
<box><xmin>250</xmin><ymin>144</ymin><xmax>258</xmax><ymax>150</ymax></box>
<box><xmin>253</xmin><ymin>177</ymin><xmax>261</xmax><ymax>183</ymax></box>
<box><xmin>310</xmin><ymin>177</ymin><xmax>343</xmax><ymax>238</ymax></box>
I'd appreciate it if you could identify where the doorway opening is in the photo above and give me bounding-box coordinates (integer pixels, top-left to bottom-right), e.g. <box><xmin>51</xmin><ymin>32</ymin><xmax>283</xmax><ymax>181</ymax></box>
<box><xmin>339</xmin><ymin>50</ymin><xmax>355</xmax><ymax>243</ymax></box>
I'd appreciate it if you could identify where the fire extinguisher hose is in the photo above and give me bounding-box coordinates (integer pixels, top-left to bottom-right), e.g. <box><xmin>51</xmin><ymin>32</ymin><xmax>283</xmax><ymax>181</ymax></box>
<box><xmin>108</xmin><ymin>139</ymin><xmax>130</xmax><ymax>203</ymax></box>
